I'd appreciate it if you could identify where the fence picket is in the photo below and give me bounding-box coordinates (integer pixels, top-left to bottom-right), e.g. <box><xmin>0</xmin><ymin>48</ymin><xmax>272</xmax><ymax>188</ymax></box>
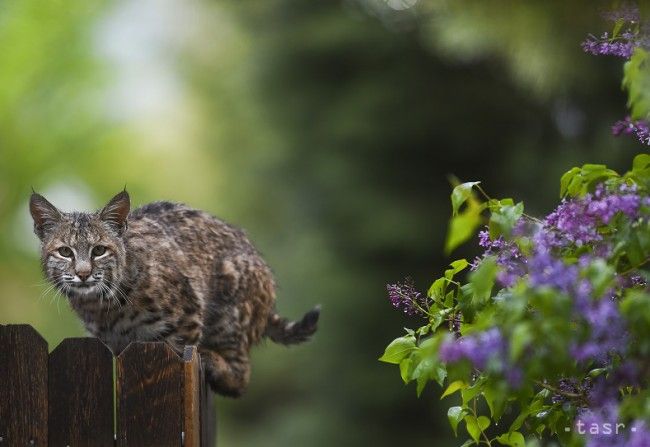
<box><xmin>0</xmin><ymin>325</ymin><xmax>217</xmax><ymax>446</ymax></box>
<box><xmin>199</xmin><ymin>354</ymin><xmax>217</xmax><ymax>447</ymax></box>
<box><xmin>0</xmin><ymin>324</ymin><xmax>49</xmax><ymax>446</ymax></box>
<box><xmin>183</xmin><ymin>346</ymin><xmax>201</xmax><ymax>446</ymax></box>
<box><xmin>116</xmin><ymin>342</ymin><xmax>184</xmax><ymax>447</ymax></box>
<box><xmin>48</xmin><ymin>337</ymin><xmax>114</xmax><ymax>447</ymax></box>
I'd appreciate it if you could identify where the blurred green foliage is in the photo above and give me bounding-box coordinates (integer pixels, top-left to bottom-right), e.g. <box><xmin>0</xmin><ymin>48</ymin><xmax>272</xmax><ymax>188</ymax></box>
<box><xmin>0</xmin><ymin>0</ymin><xmax>641</xmax><ymax>446</ymax></box>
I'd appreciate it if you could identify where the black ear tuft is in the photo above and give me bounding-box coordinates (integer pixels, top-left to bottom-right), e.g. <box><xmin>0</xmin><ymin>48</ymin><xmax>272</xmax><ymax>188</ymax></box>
<box><xmin>29</xmin><ymin>192</ymin><xmax>62</xmax><ymax>240</ymax></box>
<box><xmin>100</xmin><ymin>190</ymin><xmax>130</xmax><ymax>235</ymax></box>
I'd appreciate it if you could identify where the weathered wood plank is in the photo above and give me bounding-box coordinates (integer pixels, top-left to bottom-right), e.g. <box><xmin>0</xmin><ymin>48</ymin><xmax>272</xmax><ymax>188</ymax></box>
<box><xmin>0</xmin><ymin>324</ymin><xmax>48</xmax><ymax>446</ymax></box>
<box><xmin>199</xmin><ymin>354</ymin><xmax>217</xmax><ymax>447</ymax></box>
<box><xmin>116</xmin><ymin>342</ymin><xmax>183</xmax><ymax>447</ymax></box>
<box><xmin>48</xmin><ymin>337</ymin><xmax>114</xmax><ymax>447</ymax></box>
<box><xmin>183</xmin><ymin>346</ymin><xmax>201</xmax><ymax>447</ymax></box>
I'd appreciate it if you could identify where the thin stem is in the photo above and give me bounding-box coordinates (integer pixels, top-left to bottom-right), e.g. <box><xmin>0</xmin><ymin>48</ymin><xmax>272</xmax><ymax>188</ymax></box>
<box><xmin>475</xmin><ymin>184</ymin><xmax>492</xmax><ymax>202</ymax></box>
<box><xmin>620</xmin><ymin>256</ymin><xmax>650</xmax><ymax>275</ymax></box>
<box><xmin>476</xmin><ymin>183</ymin><xmax>543</xmax><ymax>224</ymax></box>
<box><xmin>534</xmin><ymin>380</ymin><xmax>582</xmax><ymax>399</ymax></box>
<box><xmin>468</xmin><ymin>398</ymin><xmax>492</xmax><ymax>447</ymax></box>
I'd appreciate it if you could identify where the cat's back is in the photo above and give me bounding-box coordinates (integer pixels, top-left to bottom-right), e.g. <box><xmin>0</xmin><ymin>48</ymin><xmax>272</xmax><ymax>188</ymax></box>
<box><xmin>127</xmin><ymin>201</ymin><xmax>254</xmax><ymax>255</ymax></box>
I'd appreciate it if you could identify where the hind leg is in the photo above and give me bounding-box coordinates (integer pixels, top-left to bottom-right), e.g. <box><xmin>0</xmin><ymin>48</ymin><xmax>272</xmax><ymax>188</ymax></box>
<box><xmin>199</xmin><ymin>305</ymin><xmax>251</xmax><ymax>397</ymax></box>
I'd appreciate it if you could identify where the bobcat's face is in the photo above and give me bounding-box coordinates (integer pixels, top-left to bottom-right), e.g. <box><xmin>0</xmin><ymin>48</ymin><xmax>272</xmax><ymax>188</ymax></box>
<box><xmin>30</xmin><ymin>191</ymin><xmax>130</xmax><ymax>302</ymax></box>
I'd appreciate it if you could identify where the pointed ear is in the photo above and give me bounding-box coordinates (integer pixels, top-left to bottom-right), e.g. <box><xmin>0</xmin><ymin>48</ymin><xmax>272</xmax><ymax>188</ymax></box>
<box><xmin>100</xmin><ymin>190</ymin><xmax>130</xmax><ymax>235</ymax></box>
<box><xmin>30</xmin><ymin>193</ymin><xmax>62</xmax><ymax>239</ymax></box>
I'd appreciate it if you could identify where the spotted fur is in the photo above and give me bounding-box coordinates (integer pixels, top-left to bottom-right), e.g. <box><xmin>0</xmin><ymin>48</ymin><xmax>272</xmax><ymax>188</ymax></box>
<box><xmin>30</xmin><ymin>190</ymin><xmax>319</xmax><ymax>397</ymax></box>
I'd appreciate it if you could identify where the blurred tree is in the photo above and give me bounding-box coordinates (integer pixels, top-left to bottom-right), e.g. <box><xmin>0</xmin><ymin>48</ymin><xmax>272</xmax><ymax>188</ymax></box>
<box><xmin>0</xmin><ymin>0</ymin><xmax>642</xmax><ymax>446</ymax></box>
<box><xmin>191</xmin><ymin>1</ymin><xmax>640</xmax><ymax>445</ymax></box>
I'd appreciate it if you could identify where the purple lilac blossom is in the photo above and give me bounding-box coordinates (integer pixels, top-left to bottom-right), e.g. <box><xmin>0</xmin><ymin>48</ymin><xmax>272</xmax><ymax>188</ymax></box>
<box><xmin>476</xmin><ymin>229</ymin><xmax>526</xmax><ymax>287</ymax></box>
<box><xmin>528</xmin><ymin>252</ymin><xmax>579</xmax><ymax>293</ymax></box>
<box><xmin>626</xmin><ymin>421</ymin><xmax>650</xmax><ymax>447</ymax></box>
<box><xmin>587</xmin><ymin>362</ymin><xmax>640</xmax><ymax>408</ymax></box>
<box><xmin>582</xmin><ymin>31</ymin><xmax>637</xmax><ymax>58</ymax></box>
<box><xmin>612</xmin><ymin>116</ymin><xmax>650</xmax><ymax>145</ymax></box>
<box><xmin>544</xmin><ymin>200</ymin><xmax>601</xmax><ymax>247</ymax></box>
<box><xmin>570</xmin><ymin>298</ymin><xmax>628</xmax><ymax>364</ymax></box>
<box><xmin>543</xmin><ymin>184</ymin><xmax>643</xmax><ymax>249</ymax></box>
<box><xmin>439</xmin><ymin>328</ymin><xmax>506</xmax><ymax>369</ymax></box>
<box><xmin>386</xmin><ymin>278</ymin><xmax>425</xmax><ymax>316</ymax></box>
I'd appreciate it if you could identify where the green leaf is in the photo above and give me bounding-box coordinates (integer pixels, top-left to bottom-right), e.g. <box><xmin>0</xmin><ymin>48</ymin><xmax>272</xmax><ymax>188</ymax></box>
<box><xmin>430</xmin><ymin>309</ymin><xmax>448</xmax><ymax>331</ymax></box>
<box><xmin>461</xmin><ymin>379</ymin><xmax>484</xmax><ymax>405</ymax></box>
<box><xmin>441</xmin><ymin>380</ymin><xmax>468</xmax><ymax>399</ymax></box>
<box><xmin>560</xmin><ymin>167</ymin><xmax>580</xmax><ymax>198</ymax></box>
<box><xmin>446</xmin><ymin>259</ymin><xmax>470</xmax><ymax>279</ymax></box>
<box><xmin>489</xmin><ymin>202</ymin><xmax>524</xmax><ymax>238</ymax></box>
<box><xmin>451</xmin><ymin>181</ymin><xmax>480</xmax><ymax>216</ymax></box>
<box><xmin>428</xmin><ymin>277</ymin><xmax>446</xmax><ymax>300</ymax></box>
<box><xmin>379</xmin><ymin>335</ymin><xmax>416</xmax><ymax>364</ymax></box>
<box><xmin>588</xmin><ymin>367</ymin><xmax>607</xmax><ymax>378</ymax></box>
<box><xmin>399</xmin><ymin>357</ymin><xmax>413</xmax><ymax>383</ymax></box>
<box><xmin>623</xmin><ymin>48</ymin><xmax>650</xmax><ymax>120</ymax></box>
<box><xmin>483</xmin><ymin>384</ymin><xmax>506</xmax><ymax>421</ymax></box>
<box><xmin>509</xmin><ymin>396</ymin><xmax>544</xmax><ymax>432</ymax></box>
<box><xmin>469</xmin><ymin>257</ymin><xmax>497</xmax><ymax>302</ymax></box>
<box><xmin>413</xmin><ymin>357</ymin><xmax>434</xmax><ymax>396</ymax></box>
<box><xmin>613</xmin><ymin>18</ymin><xmax>625</xmax><ymax>37</ymax></box>
<box><xmin>633</xmin><ymin>153</ymin><xmax>650</xmax><ymax>170</ymax></box>
<box><xmin>432</xmin><ymin>363</ymin><xmax>447</xmax><ymax>386</ymax></box>
<box><xmin>510</xmin><ymin>322</ymin><xmax>532</xmax><ymax>361</ymax></box>
<box><xmin>584</xmin><ymin>258</ymin><xmax>615</xmax><ymax>297</ymax></box>
<box><xmin>416</xmin><ymin>374</ymin><xmax>428</xmax><ymax>396</ymax></box>
<box><xmin>445</xmin><ymin>204</ymin><xmax>483</xmax><ymax>255</ymax></box>
<box><xmin>464</xmin><ymin>415</ymin><xmax>481</xmax><ymax>443</ymax></box>
<box><xmin>477</xmin><ymin>416</ymin><xmax>490</xmax><ymax>431</ymax></box>
<box><xmin>448</xmin><ymin>406</ymin><xmax>466</xmax><ymax>436</ymax></box>
<box><xmin>496</xmin><ymin>431</ymin><xmax>525</xmax><ymax>447</ymax></box>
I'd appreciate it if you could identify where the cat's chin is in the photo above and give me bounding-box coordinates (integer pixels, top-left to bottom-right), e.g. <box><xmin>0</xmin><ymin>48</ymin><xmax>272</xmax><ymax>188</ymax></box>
<box><xmin>66</xmin><ymin>284</ymin><xmax>102</xmax><ymax>299</ymax></box>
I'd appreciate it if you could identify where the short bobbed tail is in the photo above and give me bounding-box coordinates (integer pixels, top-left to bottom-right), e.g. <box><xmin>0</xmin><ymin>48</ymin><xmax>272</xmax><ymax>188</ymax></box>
<box><xmin>264</xmin><ymin>305</ymin><xmax>320</xmax><ymax>345</ymax></box>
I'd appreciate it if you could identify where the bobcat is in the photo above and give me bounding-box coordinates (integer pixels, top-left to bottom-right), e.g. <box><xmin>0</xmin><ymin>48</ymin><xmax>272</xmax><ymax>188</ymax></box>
<box><xmin>30</xmin><ymin>190</ymin><xmax>319</xmax><ymax>397</ymax></box>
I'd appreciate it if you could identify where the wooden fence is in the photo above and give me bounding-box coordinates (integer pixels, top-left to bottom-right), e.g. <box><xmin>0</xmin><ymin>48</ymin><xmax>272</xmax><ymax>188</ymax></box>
<box><xmin>0</xmin><ymin>324</ymin><xmax>217</xmax><ymax>447</ymax></box>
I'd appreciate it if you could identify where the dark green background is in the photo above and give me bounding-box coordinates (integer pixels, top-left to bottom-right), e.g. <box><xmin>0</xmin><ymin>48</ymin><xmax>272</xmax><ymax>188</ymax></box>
<box><xmin>0</xmin><ymin>1</ymin><xmax>640</xmax><ymax>445</ymax></box>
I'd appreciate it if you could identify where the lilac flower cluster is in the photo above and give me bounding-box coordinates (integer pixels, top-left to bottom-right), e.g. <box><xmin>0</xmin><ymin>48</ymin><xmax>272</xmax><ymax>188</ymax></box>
<box><xmin>571</xmin><ymin>284</ymin><xmax>628</xmax><ymax>363</ymax></box>
<box><xmin>439</xmin><ymin>328</ymin><xmax>523</xmax><ymax>386</ymax></box>
<box><xmin>438</xmin><ymin>328</ymin><xmax>505</xmax><ymax>369</ymax></box>
<box><xmin>476</xmin><ymin>229</ymin><xmax>526</xmax><ymax>287</ymax></box>
<box><xmin>473</xmin><ymin>184</ymin><xmax>645</xmax><ymax>290</ymax></box>
<box><xmin>387</xmin><ymin>278</ymin><xmax>425</xmax><ymax>316</ymax></box>
<box><xmin>543</xmin><ymin>184</ymin><xmax>644</xmax><ymax>248</ymax></box>
<box><xmin>612</xmin><ymin>116</ymin><xmax>650</xmax><ymax>145</ymax></box>
<box><xmin>582</xmin><ymin>31</ymin><xmax>638</xmax><ymax>58</ymax></box>
<box><xmin>583</xmin><ymin>3</ymin><xmax>650</xmax><ymax>147</ymax></box>
<box><xmin>582</xmin><ymin>4</ymin><xmax>643</xmax><ymax>59</ymax></box>
<box><xmin>528</xmin><ymin>252</ymin><xmax>579</xmax><ymax>293</ymax></box>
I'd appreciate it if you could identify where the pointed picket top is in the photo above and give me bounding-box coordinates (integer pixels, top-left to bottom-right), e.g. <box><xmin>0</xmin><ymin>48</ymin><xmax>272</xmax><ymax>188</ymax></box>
<box><xmin>49</xmin><ymin>336</ymin><xmax>112</xmax><ymax>356</ymax></box>
<box><xmin>48</xmin><ymin>337</ymin><xmax>114</xmax><ymax>447</ymax></box>
<box><xmin>0</xmin><ymin>323</ymin><xmax>48</xmax><ymax>347</ymax></box>
<box><xmin>0</xmin><ymin>324</ymin><xmax>49</xmax><ymax>446</ymax></box>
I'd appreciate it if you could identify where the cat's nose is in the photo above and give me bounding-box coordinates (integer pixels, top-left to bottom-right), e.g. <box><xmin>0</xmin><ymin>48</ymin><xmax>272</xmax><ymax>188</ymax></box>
<box><xmin>77</xmin><ymin>271</ymin><xmax>91</xmax><ymax>282</ymax></box>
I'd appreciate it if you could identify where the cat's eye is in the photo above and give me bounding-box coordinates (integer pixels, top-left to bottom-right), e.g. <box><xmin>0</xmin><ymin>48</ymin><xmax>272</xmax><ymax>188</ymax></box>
<box><xmin>92</xmin><ymin>245</ymin><xmax>107</xmax><ymax>257</ymax></box>
<box><xmin>58</xmin><ymin>247</ymin><xmax>73</xmax><ymax>258</ymax></box>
